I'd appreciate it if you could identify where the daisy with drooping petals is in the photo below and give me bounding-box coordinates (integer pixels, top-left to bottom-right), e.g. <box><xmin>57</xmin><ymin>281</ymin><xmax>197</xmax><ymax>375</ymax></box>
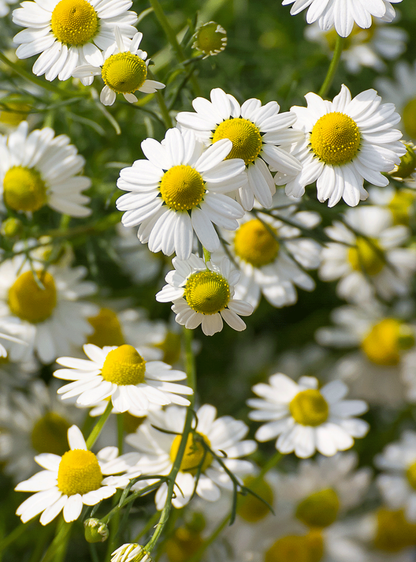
<box><xmin>15</xmin><ymin>425</ymin><xmax>121</xmax><ymax>525</ymax></box>
<box><xmin>176</xmin><ymin>88</ymin><xmax>303</xmax><ymax>210</ymax></box>
<box><xmin>282</xmin><ymin>0</ymin><xmax>402</xmax><ymax>38</ymax></box>
<box><xmin>156</xmin><ymin>254</ymin><xmax>253</xmax><ymax>336</ymax></box>
<box><xmin>248</xmin><ymin>373</ymin><xmax>369</xmax><ymax>458</ymax></box>
<box><xmin>12</xmin><ymin>0</ymin><xmax>137</xmax><ymax>83</ymax></box>
<box><xmin>54</xmin><ymin>343</ymin><xmax>193</xmax><ymax>414</ymax></box>
<box><xmin>72</xmin><ymin>29</ymin><xmax>165</xmax><ymax>106</ymax></box>
<box><xmin>0</xmin><ymin>121</ymin><xmax>91</xmax><ymax>219</ymax></box>
<box><xmin>116</xmin><ymin>128</ymin><xmax>246</xmax><ymax>260</ymax></box>
<box><xmin>276</xmin><ymin>84</ymin><xmax>405</xmax><ymax>207</ymax></box>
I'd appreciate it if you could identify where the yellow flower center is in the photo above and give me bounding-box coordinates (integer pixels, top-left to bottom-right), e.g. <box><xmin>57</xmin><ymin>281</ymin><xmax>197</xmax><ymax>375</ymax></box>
<box><xmin>159</xmin><ymin>165</ymin><xmax>205</xmax><ymax>211</ymax></box>
<box><xmin>57</xmin><ymin>449</ymin><xmax>103</xmax><ymax>496</ymax></box>
<box><xmin>264</xmin><ymin>531</ymin><xmax>324</xmax><ymax>562</ymax></box>
<box><xmin>51</xmin><ymin>0</ymin><xmax>98</xmax><ymax>46</ymax></box>
<box><xmin>165</xmin><ymin>527</ymin><xmax>204</xmax><ymax>562</ymax></box>
<box><xmin>392</xmin><ymin>143</ymin><xmax>416</xmax><ymax>180</ymax></box>
<box><xmin>237</xmin><ymin>476</ymin><xmax>274</xmax><ymax>523</ymax></box>
<box><xmin>193</xmin><ymin>21</ymin><xmax>227</xmax><ymax>56</ymax></box>
<box><xmin>361</xmin><ymin>318</ymin><xmax>414</xmax><ymax>366</ymax></box>
<box><xmin>406</xmin><ymin>461</ymin><xmax>416</xmax><ymax>490</ymax></box>
<box><xmin>295</xmin><ymin>488</ymin><xmax>340</xmax><ymax>528</ymax></box>
<box><xmin>101</xmin><ymin>344</ymin><xmax>146</xmax><ymax>386</ymax></box>
<box><xmin>374</xmin><ymin>508</ymin><xmax>416</xmax><ymax>552</ymax></box>
<box><xmin>234</xmin><ymin>219</ymin><xmax>279</xmax><ymax>267</ymax></box>
<box><xmin>0</xmin><ymin>103</ymin><xmax>30</xmax><ymax>126</ymax></box>
<box><xmin>154</xmin><ymin>331</ymin><xmax>182</xmax><ymax>365</ymax></box>
<box><xmin>290</xmin><ymin>389</ymin><xmax>329</xmax><ymax>427</ymax></box>
<box><xmin>87</xmin><ymin>308</ymin><xmax>125</xmax><ymax>348</ymax></box>
<box><xmin>310</xmin><ymin>112</ymin><xmax>361</xmax><ymax>166</ymax></box>
<box><xmin>184</xmin><ymin>270</ymin><xmax>230</xmax><ymax>315</ymax></box>
<box><xmin>402</xmin><ymin>99</ymin><xmax>416</xmax><ymax>140</ymax></box>
<box><xmin>169</xmin><ymin>432</ymin><xmax>212</xmax><ymax>475</ymax></box>
<box><xmin>31</xmin><ymin>412</ymin><xmax>71</xmax><ymax>456</ymax></box>
<box><xmin>388</xmin><ymin>190</ymin><xmax>415</xmax><ymax>225</ymax></box>
<box><xmin>348</xmin><ymin>237</ymin><xmax>384</xmax><ymax>276</ymax></box>
<box><xmin>8</xmin><ymin>271</ymin><xmax>57</xmax><ymax>324</ymax></box>
<box><xmin>212</xmin><ymin>118</ymin><xmax>262</xmax><ymax>165</ymax></box>
<box><xmin>3</xmin><ymin>166</ymin><xmax>47</xmax><ymax>212</ymax></box>
<box><xmin>101</xmin><ymin>52</ymin><xmax>147</xmax><ymax>94</ymax></box>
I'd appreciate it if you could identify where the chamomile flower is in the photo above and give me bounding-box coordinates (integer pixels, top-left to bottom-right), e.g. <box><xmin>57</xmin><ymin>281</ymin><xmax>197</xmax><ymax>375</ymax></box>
<box><xmin>0</xmin><ymin>256</ymin><xmax>97</xmax><ymax>364</ymax></box>
<box><xmin>12</xmin><ymin>0</ymin><xmax>137</xmax><ymax>83</ymax></box>
<box><xmin>111</xmin><ymin>544</ymin><xmax>150</xmax><ymax>562</ymax></box>
<box><xmin>116</xmin><ymin>128</ymin><xmax>246</xmax><ymax>260</ymax></box>
<box><xmin>54</xmin><ymin>343</ymin><xmax>193</xmax><ymax>414</ymax></box>
<box><xmin>118</xmin><ymin>404</ymin><xmax>256</xmax><ymax>510</ymax></box>
<box><xmin>15</xmin><ymin>425</ymin><xmax>120</xmax><ymax>525</ymax></box>
<box><xmin>282</xmin><ymin>0</ymin><xmax>402</xmax><ymax>38</ymax></box>
<box><xmin>73</xmin><ymin>29</ymin><xmax>165</xmax><ymax>106</ymax></box>
<box><xmin>248</xmin><ymin>373</ymin><xmax>369</xmax><ymax>458</ymax></box>
<box><xmin>0</xmin><ymin>121</ymin><xmax>91</xmax><ymax>219</ymax></box>
<box><xmin>156</xmin><ymin>254</ymin><xmax>253</xmax><ymax>336</ymax></box>
<box><xmin>319</xmin><ymin>206</ymin><xmax>416</xmax><ymax>303</ymax></box>
<box><xmin>277</xmin><ymin>85</ymin><xmax>405</xmax><ymax>207</ymax></box>
<box><xmin>176</xmin><ymin>88</ymin><xmax>303</xmax><ymax>210</ymax></box>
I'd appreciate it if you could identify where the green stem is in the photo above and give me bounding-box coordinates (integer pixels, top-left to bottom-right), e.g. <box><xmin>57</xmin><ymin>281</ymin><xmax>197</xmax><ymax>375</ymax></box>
<box><xmin>40</xmin><ymin>520</ymin><xmax>73</xmax><ymax>562</ymax></box>
<box><xmin>117</xmin><ymin>414</ymin><xmax>124</xmax><ymax>455</ymax></box>
<box><xmin>86</xmin><ymin>401</ymin><xmax>114</xmax><ymax>450</ymax></box>
<box><xmin>318</xmin><ymin>34</ymin><xmax>346</xmax><ymax>98</ymax></box>
<box><xmin>0</xmin><ymin>521</ymin><xmax>33</xmax><ymax>551</ymax></box>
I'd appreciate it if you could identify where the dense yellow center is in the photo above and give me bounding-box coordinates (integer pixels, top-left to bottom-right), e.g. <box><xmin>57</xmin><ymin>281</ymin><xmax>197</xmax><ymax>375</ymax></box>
<box><xmin>101</xmin><ymin>345</ymin><xmax>146</xmax><ymax>386</ymax></box>
<box><xmin>8</xmin><ymin>271</ymin><xmax>57</xmax><ymax>324</ymax></box>
<box><xmin>194</xmin><ymin>21</ymin><xmax>227</xmax><ymax>56</ymax></box>
<box><xmin>0</xmin><ymin>103</ymin><xmax>30</xmax><ymax>126</ymax></box>
<box><xmin>348</xmin><ymin>237</ymin><xmax>384</xmax><ymax>276</ymax></box>
<box><xmin>212</xmin><ymin>118</ymin><xmax>262</xmax><ymax>165</ymax></box>
<box><xmin>234</xmin><ymin>219</ymin><xmax>279</xmax><ymax>267</ymax></box>
<box><xmin>264</xmin><ymin>532</ymin><xmax>324</xmax><ymax>562</ymax></box>
<box><xmin>159</xmin><ymin>165</ymin><xmax>205</xmax><ymax>211</ymax></box>
<box><xmin>87</xmin><ymin>308</ymin><xmax>125</xmax><ymax>348</ymax></box>
<box><xmin>388</xmin><ymin>190</ymin><xmax>415</xmax><ymax>225</ymax></box>
<box><xmin>237</xmin><ymin>476</ymin><xmax>274</xmax><ymax>523</ymax></box>
<box><xmin>402</xmin><ymin>99</ymin><xmax>416</xmax><ymax>140</ymax></box>
<box><xmin>51</xmin><ymin>0</ymin><xmax>98</xmax><ymax>46</ymax></box>
<box><xmin>374</xmin><ymin>508</ymin><xmax>416</xmax><ymax>552</ymax></box>
<box><xmin>406</xmin><ymin>461</ymin><xmax>416</xmax><ymax>490</ymax></box>
<box><xmin>3</xmin><ymin>166</ymin><xmax>47</xmax><ymax>212</ymax></box>
<box><xmin>361</xmin><ymin>318</ymin><xmax>414</xmax><ymax>366</ymax></box>
<box><xmin>165</xmin><ymin>527</ymin><xmax>204</xmax><ymax>562</ymax></box>
<box><xmin>101</xmin><ymin>53</ymin><xmax>147</xmax><ymax>94</ymax></box>
<box><xmin>290</xmin><ymin>389</ymin><xmax>329</xmax><ymax>427</ymax></box>
<box><xmin>392</xmin><ymin>143</ymin><xmax>416</xmax><ymax>180</ymax></box>
<box><xmin>57</xmin><ymin>449</ymin><xmax>102</xmax><ymax>496</ymax></box>
<box><xmin>169</xmin><ymin>432</ymin><xmax>212</xmax><ymax>475</ymax></box>
<box><xmin>295</xmin><ymin>488</ymin><xmax>340</xmax><ymax>528</ymax></box>
<box><xmin>184</xmin><ymin>270</ymin><xmax>230</xmax><ymax>315</ymax></box>
<box><xmin>310</xmin><ymin>112</ymin><xmax>361</xmax><ymax>166</ymax></box>
<box><xmin>31</xmin><ymin>412</ymin><xmax>71</xmax><ymax>456</ymax></box>
<box><xmin>155</xmin><ymin>331</ymin><xmax>182</xmax><ymax>365</ymax></box>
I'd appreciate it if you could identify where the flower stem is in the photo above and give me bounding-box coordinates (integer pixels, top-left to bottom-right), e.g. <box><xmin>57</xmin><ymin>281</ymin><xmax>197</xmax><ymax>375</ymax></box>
<box><xmin>86</xmin><ymin>401</ymin><xmax>114</xmax><ymax>450</ymax></box>
<box><xmin>318</xmin><ymin>34</ymin><xmax>345</xmax><ymax>99</ymax></box>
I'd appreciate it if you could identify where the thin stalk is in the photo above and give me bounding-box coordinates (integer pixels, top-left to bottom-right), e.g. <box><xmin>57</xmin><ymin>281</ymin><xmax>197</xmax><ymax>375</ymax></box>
<box><xmin>318</xmin><ymin>34</ymin><xmax>346</xmax><ymax>98</ymax></box>
<box><xmin>86</xmin><ymin>401</ymin><xmax>113</xmax><ymax>449</ymax></box>
<box><xmin>40</xmin><ymin>520</ymin><xmax>73</xmax><ymax>562</ymax></box>
<box><xmin>0</xmin><ymin>521</ymin><xmax>33</xmax><ymax>551</ymax></box>
<box><xmin>117</xmin><ymin>414</ymin><xmax>124</xmax><ymax>455</ymax></box>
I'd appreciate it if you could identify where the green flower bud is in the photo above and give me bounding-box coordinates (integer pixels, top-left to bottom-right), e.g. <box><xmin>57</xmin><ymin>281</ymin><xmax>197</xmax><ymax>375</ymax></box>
<box><xmin>192</xmin><ymin>21</ymin><xmax>227</xmax><ymax>58</ymax></box>
<box><xmin>84</xmin><ymin>518</ymin><xmax>109</xmax><ymax>543</ymax></box>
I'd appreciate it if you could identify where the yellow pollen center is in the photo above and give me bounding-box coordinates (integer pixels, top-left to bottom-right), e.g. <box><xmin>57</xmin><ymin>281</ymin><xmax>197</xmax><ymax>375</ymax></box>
<box><xmin>295</xmin><ymin>488</ymin><xmax>340</xmax><ymax>528</ymax></box>
<box><xmin>212</xmin><ymin>118</ymin><xmax>262</xmax><ymax>165</ymax></box>
<box><xmin>402</xmin><ymin>99</ymin><xmax>416</xmax><ymax>140</ymax></box>
<box><xmin>184</xmin><ymin>270</ymin><xmax>230</xmax><ymax>315</ymax></box>
<box><xmin>310</xmin><ymin>112</ymin><xmax>361</xmax><ymax>166</ymax></box>
<box><xmin>165</xmin><ymin>527</ymin><xmax>204</xmax><ymax>562</ymax></box>
<box><xmin>406</xmin><ymin>461</ymin><xmax>416</xmax><ymax>490</ymax></box>
<box><xmin>159</xmin><ymin>165</ymin><xmax>205</xmax><ymax>211</ymax></box>
<box><xmin>234</xmin><ymin>219</ymin><xmax>279</xmax><ymax>267</ymax></box>
<box><xmin>290</xmin><ymin>389</ymin><xmax>329</xmax><ymax>427</ymax></box>
<box><xmin>8</xmin><ymin>270</ymin><xmax>57</xmax><ymax>324</ymax></box>
<box><xmin>348</xmin><ymin>237</ymin><xmax>384</xmax><ymax>276</ymax></box>
<box><xmin>361</xmin><ymin>318</ymin><xmax>414</xmax><ymax>366</ymax></box>
<box><xmin>51</xmin><ymin>0</ymin><xmax>98</xmax><ymax>46</ymax></box>
<box><xmin>265</xmin><ymin>531</ymin><xmax>324</xmax><ymax>562</ymax></box>
<box><xmin>57</xmin><ymin>449</ymin><xmax>102</xmax><ymax>496</ymax></box>
<box><xmin>374</xmin><ymin>508</ymin><xmax>416</xmax><ymax>552</ymax></box>
<box><xmin>388</xmin><ymin>191</ymin><xmax>415</xmax><ymax>225</ymax></box>
<box><xmin>237</xmin><ymin>476</ymin><xmax>274</xmax><ymax>523</ymax></box>
<box><xmin>3</xmin><ymin>166</ymin><xmax>47</xmax><ymax>212</ymax></box>
<box><xmin>31</xmin><ymin>412</ymin><xmax>71</xmax><ymax>455</ymax></box>
<box><xmin>170</xmin><ymin>432</ymin><xmax>212</xmax><ymax>475</ymax></box>
<box><xmin>155</xmin><ymin>331</ymin><xmax>182</xmax><ymax>365</ymax></box>
<box><xmin>87</xmin><ymin>308</ymin><xmax>125</xmax><ymax>348</ymax></box>
<box><xmin>101</xmin><ymin>53</ymin><xmax>147</xmax><ymax>94</ymax></box>
<box><xmin>101</xmin><ymin>344</ymin><xmax>146</xmax><ymax>386</ymax></box>
<box><xmin>194</xmin><ymin>21</ymin><xmax>227</xmax><ymax>56</ymax></box>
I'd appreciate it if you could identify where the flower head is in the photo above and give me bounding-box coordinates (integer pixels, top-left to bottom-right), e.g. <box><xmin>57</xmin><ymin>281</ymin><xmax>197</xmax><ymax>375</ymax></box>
<box><xmin>192</xmin><ymin>21</ymin><xmax>227</xmax><ymax>58</ymax></box>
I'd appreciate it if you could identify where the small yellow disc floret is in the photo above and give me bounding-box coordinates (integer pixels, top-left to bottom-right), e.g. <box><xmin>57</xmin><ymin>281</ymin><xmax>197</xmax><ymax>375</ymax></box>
<box><xmin>348</xmin><ymin>237</ymin><xmax>384</xmax><ymax>276</ymax></box>
<box><xmin>8</xmin><ymin>271</ymin><xmax>57</xmax><ymax>324</ymax></box>
<box><xmin>101</xmin><ymin>344</ymin><xmax>146</xmax><ymax>386</ymax></box>
<box><xmin>160</xmin><ymin>165</ymin><xmax>205</xmax><ymax>211</ymax></box>
<box><xmin>101</xmin><ymin>53</ymin><xmax>147</xmax><ymax>94</ymax></box>
<box><xmin>51</xmin><ymin>0</ymin><xmax>98</xmax><ymax>46</ymax></box>
<box><xmin>3</xmin><ymin>166</ymin><xmax>47</xmax><ymax>212</ymax></box>
<box><xmin>374</xmin><ymin>508</ymin><xmax>416</xmax><ymax>552</ymax></box>
<box><xmin>31</xmin><ymin>412</ymin><xmax>71</xmax><ymax>456</ymax></box>
<box><xmin>310</xmin><ymin>112</ymin><xmax>361</xmax><ymax>166</ymax></box>
<box><xmin>295</xmin><ymin>488</ymin><xmax>340</xmax><ymax>528</ymax></box>
<box><xmin>361</xmin><ymin>318</ymin><xmax>414</xmax><ymax>366</ymax></box>
<box><xmin>57</xmin><ymin>449</ymin><xmax>102</xmax><ymax>496</ymax></box>
<box><xmin>87</xmin><ymin>308</ymin><xmax>125</xmax><ymax>348</ymax></box>
<box><xmin>170</xmin><ymin>432</ymin><xmax>212</xmax><ymax>475</ymax></box>
<box><xmin>184</xmin><ymin>270</ymin><xmax>230</xmax><ymax>315</ymax></box>
<box><xmin>212</xmin><ymin>118</ymin><xmax>262</xmax><ymax>165</ymax></box>
<box><xmin>290</xmin><ymin>389</ymin><xmax>329</xmax><ymax>427</ymax></box>
<box><xmin>234</xmin><ymin>219</ymin><xmax>279</xmax><ymax>267</ymax></box>
<box><xmin>264</xmin><ymin>532</ymin><xmax>324</xmax><ymax>562</ymax></box>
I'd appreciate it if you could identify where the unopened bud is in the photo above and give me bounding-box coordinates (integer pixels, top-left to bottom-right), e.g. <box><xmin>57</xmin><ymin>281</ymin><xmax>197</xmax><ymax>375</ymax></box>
<box><xmin>84</xmin><ymin>518</ymin><xmax>109</xmax><ymax>543</ymax></box>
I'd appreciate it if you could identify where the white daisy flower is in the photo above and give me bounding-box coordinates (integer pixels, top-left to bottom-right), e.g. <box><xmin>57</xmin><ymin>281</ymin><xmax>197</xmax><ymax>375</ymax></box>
<box><xmin>176</xmin><ymin>88</ymin><xmax>303</xmax><ymax>210</ymax></box>
<box><xmin>15</xmin><ymin>425</ymin><xmax>121</xmax><ymax>525</ymax></box>
<box><xmin>117</xmin><ymin>404</ymin><xmax>256</xmax><ymax>510</ymax></box>
<box><xmin>0</xmin><ymin>256</ymin><xmax>97</xmax><ymax>364</ymax></box>
<box><xmin>282</xmin><ymin>0</ymin><xmax>402</xmax><ymax>38</ymax></box>
<box><xmin>248</xmin><ymin>373</ymin><xmax>369</xmax><ymax>458</ymax></box>
<box><xmin>111</xmin><ymin>544</ymin><xmax>150</xmax><ymax>562</ymax></box>
<box><xmin>156</xmin><ymin>254</ymin><xmax>253</xmax><ymax>336</ymax></box>
<box><xmin>72</xmin><ymin>28</ymin><xmax>165</xmax><ymax>106</ymax></box>
<box><xmin>276</xmin><ymin>84</ymin><xmax>405</xmax><ymax>207</ymax></box>
<box><xmin>116</xmin><ymin>128</ymin><xmax>246</xmax><ymax>260</ymax></box>
<box><xmin>319</xmin><ymin>206</ymin><xmax>416</xmax><ymax>303</ymax></box>
<box><xmin>54</xmin><ymin>343</ymin><xmax>193</xmax><ymax>414</ymax></box>
<box><xmin>12</xmin><ymin>0</ymin><xmax>137</xmax><ymax>83</ymax></box>
<box><xmin>0</xmin><ymin>121</ymin><xmax>91</xmax><ymax>219</ymax></box>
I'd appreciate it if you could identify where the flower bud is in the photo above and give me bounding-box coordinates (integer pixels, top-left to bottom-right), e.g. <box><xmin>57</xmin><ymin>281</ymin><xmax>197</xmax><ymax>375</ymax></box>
<box><xmin>84</xmin><ymin>518</ymin><xmax>109</xmax><ymax>543</ymax></box>
<box><xmin>192</xmin><ymin>21</ymin><xmax>227</xmax><ymax>58</ymax></box>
